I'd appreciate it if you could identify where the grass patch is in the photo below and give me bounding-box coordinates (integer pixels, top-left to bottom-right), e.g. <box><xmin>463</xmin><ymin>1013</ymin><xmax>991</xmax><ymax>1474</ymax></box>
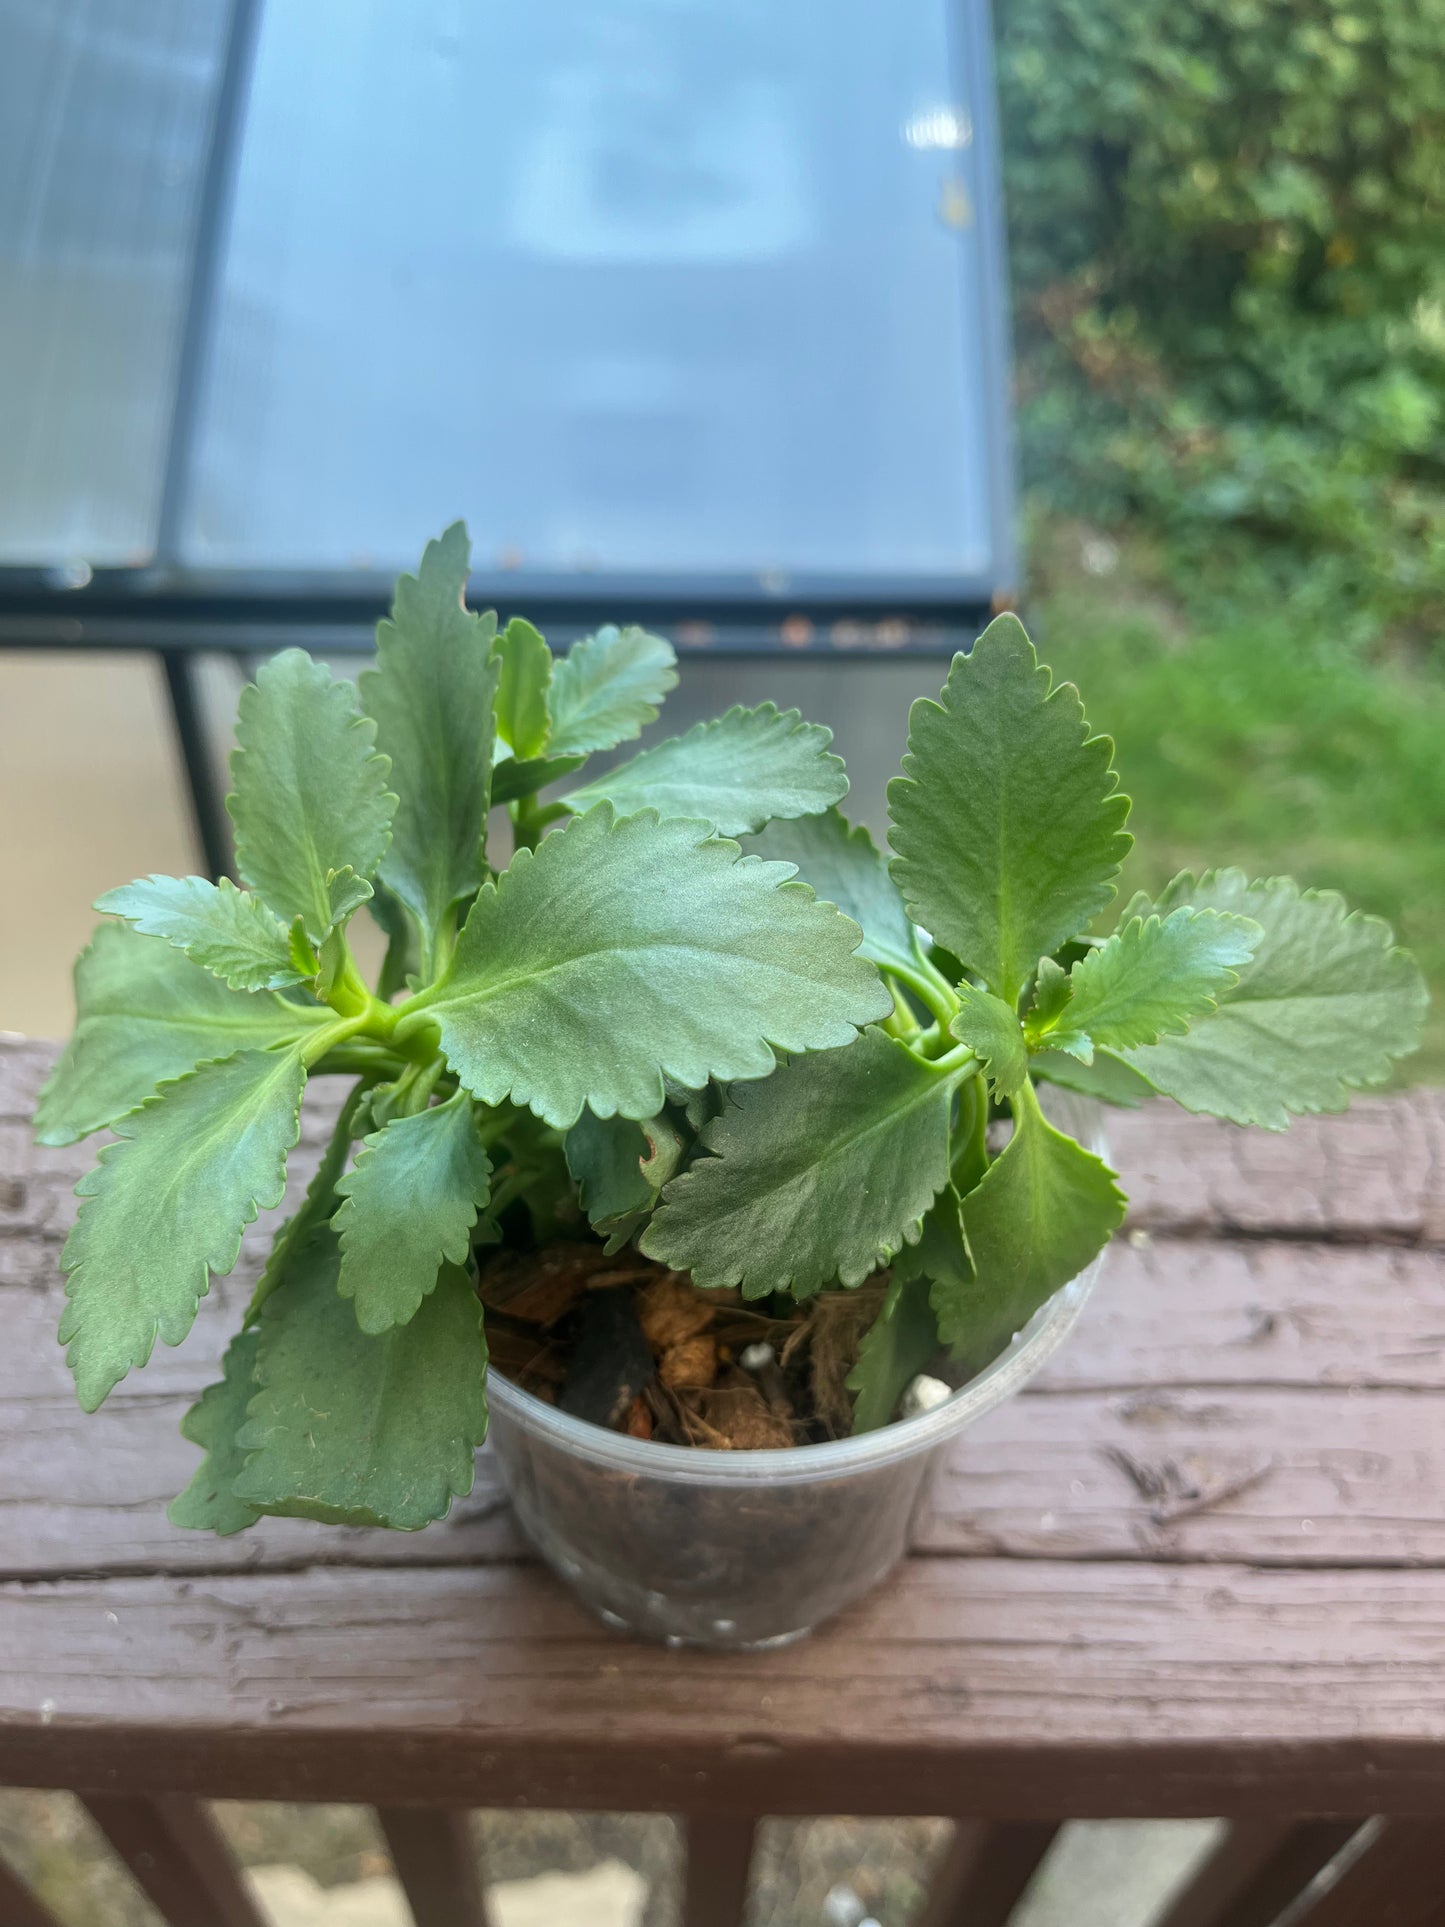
<box><xmin>1031</xmin><ymin>546</ymin><xmax>1445</xmax><ymax>1082</ymax></box>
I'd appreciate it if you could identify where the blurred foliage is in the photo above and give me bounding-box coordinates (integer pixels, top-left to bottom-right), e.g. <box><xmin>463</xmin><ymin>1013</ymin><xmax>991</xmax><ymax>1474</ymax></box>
<box><xmin>1030</xmin><ymin>521</ymin><xmax>1445</xmax><ymax>1079</ymax></box>
<box><xmin>997</xmin><ymin>0</ymin><xmax>1445</xmax><ymax>651</ymax></box>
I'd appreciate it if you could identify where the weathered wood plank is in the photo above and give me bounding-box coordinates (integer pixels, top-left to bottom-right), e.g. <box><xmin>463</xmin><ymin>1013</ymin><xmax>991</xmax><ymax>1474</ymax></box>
<box><xmin>376</xmin><ymin>1808</ymin><xmax>490</xmax><ymax>1927</ymax></box>
<box><xmin>913</xmin><ymin>1821</ymin><xmax>1058</xmax><ymax>1927</ymax></box>
<box><xmin>2</xmin><ymin>1561</ymin><xmax>1443</xmax><ymax>1817</ymax></box>
<box><xmin>1151</xmin><ymin>1820</ymin><xmax>1362</xmax><ymax>1927</ymax></box>
<box><xmin>82</xmin><ymin>1793</ymin><xmax>268</xmax><ymax>1927</ymax></box>
<box><xmin>4</xmin><ymin>1232</ymin><xmax>1441</xmax><ymax>1578</ymax></box>
<box><xmin>1108</xmin><ymin>1090</ymin><xmax>1445</xmax><ymax>1246</ymax></box>
<box><xmin>681</xmin><ymin>1816</ymin><xmax>756</xmax><ymax>1927</ymax></box>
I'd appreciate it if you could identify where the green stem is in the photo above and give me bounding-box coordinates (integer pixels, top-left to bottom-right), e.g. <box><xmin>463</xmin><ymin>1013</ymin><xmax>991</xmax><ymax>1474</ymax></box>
<box><xmin>301</xmin><ymin>1013</ymin><xmax>370</xmax><ymax>1070</ymax></box>
<box><xmin>951</xmin><ymin>1069</ymin><xmax>990</xmax><ymax>1194</ymax></box>
<box><xmin>925</xmin><ymin>1040</ymin><xmax>978</xmax><ymax>1080</ymax></box>
<box><xmin>888</xmin><ymin>960</ymin><xmax>959</xmax><ymax>1031</ymax></box>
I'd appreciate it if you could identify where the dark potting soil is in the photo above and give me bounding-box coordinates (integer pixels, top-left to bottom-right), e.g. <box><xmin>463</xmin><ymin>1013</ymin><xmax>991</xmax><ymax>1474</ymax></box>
<box><xmin>477</xmin><ymin>1241</ymin><xmax>915</xmax><ymax>1448</ymax></box>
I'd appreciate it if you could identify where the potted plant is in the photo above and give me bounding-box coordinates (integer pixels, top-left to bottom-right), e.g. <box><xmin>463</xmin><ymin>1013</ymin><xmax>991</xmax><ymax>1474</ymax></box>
<box><xmin>38</xmin><ymin>526</ymin><xmax>1427</xmax><ymax>1649</ymax></box>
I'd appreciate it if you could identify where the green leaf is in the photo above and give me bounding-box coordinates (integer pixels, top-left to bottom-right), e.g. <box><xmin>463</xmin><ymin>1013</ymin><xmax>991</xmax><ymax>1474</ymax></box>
<box><xmin>1029</xmin><ymin>1047</ymin><xmax>1156</xmax><ymax>1109</ymax></box>
<box><xmin>59</xmin><ymin>1047</ymin><xmax>308</xmax><ymax>1411</ymax></box>
<box><xmin>494</xmin><ymin>617</ymin><xmax>553</xmax><ymax>759</ymax></box>
<box><xmin>95</xmin><ymin>874</ymin><xmax>301</xmax><ymax>992</ymax></box>
<box><xmin>1044</xmin><ymin>907</ymin><xmax>1261</xmax><ymax>1058</ymax></box>
<box><xmin>641</xmin><ymin>1029</ymin><xmax>956</xmax><ymax>1296</ymax></box>
<box><xmin>887</xmin><ymin>616</ymin><xmax>1132</xmax><ymax>1000</ymax></box>
<box><xmin>414</xmin><ymin>804</ymin><xmax>890</xmax><ymax>1128</ymax></box>
<box><xmin>948</xmin><ymin>1078</ymin><xmax>1124</xmax><ymax>1357</ymax></box>
<box><xmin>1116</xmin><ymin>871</ymin><xmax>1428</xmax><ymax>1128</ymax></box>
<box><xmin>546</xmin><ymin>624</ymin><xmax>678</xmax><ymax>757</ymax></box>
<box><xmin>563</xmin><ymin>704</ymin><xmax>848</xmax><ymax>836</ymax></box>
<box><xmin>565</xmin><ymin>1108</ymin><xmax>684</xmax><ymax>1252</ymax></box>
<box><xmin>245</xmin><ymin>1083</ymin><xmax>367</xmax><ymax>1325</ymax></box>
<box><xmin>847</xmin><ymin>1272</ymin><xmax>942</xmax><ymax>1433</ymax></box>
<box><xmin>334</xmin><ymin>1092</ymin><xmax>492</xmax><ymax>1333</ymax></box>
<box><xmin>228</xmin><ymin>648</ymin><xmax>396</xmax><ymax>943</ymax></box>
<box><xmin>359</xmin><ymin>523</ymin><xmax>501</xmax><ymax>959</ymax></box>
<box><xmin>34</xmin><ymin>923</ymin><xmax>329</xmax><ymax>1146</ymax></box>
<box><xmin>949</xmin><ymin>984</ymin><xmax>1029</xmax><ymax>1097</ymax></box>
<box><xmin>234</xmin><ymin>1242</ymin><xmax>487</xmax><ymax>1530</ymax></box>
<box><xmin>490</xmin><ymin>751</ymin><xmax>587</xmax><ymax>806</ymax></box>
<box><xmin>744</xmin><ymin>809</ymin><xmax>923</xmax><ymax>977</ymax></box>
<box><xmin>1030</xmin><ymin>956</ymin><xmax>1073</xmax><ymax>1030</ymax></box>
<box><xmin>899</xmin><ymin>1185</ymin><xmax>974</xmax><ymax>1299</ymax></box>
<box><xmin>168</xmin><ymin>1330</ymin><xmax>262</xmax><ymax>1536</ymax></box>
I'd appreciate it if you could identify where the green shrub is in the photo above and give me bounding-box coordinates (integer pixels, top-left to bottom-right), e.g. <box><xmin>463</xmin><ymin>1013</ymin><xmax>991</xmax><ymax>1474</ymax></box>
<box><xmin>998</xmin><ymin>0</ymin><xmax>1445</xmax><ymax>645</ymax></box>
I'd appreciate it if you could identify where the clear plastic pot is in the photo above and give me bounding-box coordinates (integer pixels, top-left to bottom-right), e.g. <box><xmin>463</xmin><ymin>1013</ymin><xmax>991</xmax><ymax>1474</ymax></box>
<box><xmin>486</xmin><ymin>1095</ymin><xmax>1107</xmax><ymax>1650</ymax></box>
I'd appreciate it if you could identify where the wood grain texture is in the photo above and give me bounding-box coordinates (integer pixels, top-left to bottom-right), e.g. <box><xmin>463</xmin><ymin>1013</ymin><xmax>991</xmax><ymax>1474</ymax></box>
<box><xmin>2</xmin><ymin>1560</ymin><xmax>1444</xmax><ymax>1816</ymax></box>
<box><xmin>3</xmin><ymin>1039</ymin><xmax>1444</xmax><ymax>1822</ymax></box>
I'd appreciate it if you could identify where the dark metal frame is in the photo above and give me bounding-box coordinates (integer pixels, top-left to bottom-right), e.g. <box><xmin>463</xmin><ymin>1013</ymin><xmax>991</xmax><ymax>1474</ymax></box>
<box><xmin>0</xmin><ymin>0</ymin><xmax>1016</xmax><ymax>882</ymax></box>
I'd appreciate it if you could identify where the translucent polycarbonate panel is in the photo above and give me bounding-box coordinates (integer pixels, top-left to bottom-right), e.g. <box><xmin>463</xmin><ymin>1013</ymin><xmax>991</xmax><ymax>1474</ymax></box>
<box><xmin>0</xmin><ymin>0</ymin><xmax>229</xmax><ymax>565</ymax></box>
<box><xmin>184</xmin><ymin>0</ymin><xmax>1004</xmax><ymax>580</ymax></box>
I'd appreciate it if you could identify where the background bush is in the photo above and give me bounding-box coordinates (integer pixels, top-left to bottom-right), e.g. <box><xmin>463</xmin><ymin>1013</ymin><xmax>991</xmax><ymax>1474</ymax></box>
<box><xmin>996</xmin><ymin>0</ymin><xmax>1445</xmax><ymax>649</ymax></box>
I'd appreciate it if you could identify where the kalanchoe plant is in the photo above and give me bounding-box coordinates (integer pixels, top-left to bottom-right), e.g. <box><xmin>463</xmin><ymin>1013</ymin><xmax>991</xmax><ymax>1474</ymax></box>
<box><xmin>38</xmin><ymin>528</ymin><xmax>1428</xmax><ymax>1535</ymax></box>
<box><xmin>37</xmin><ymin>524</ymin><xmax>888</xmax><ymax>1531</ymax></box>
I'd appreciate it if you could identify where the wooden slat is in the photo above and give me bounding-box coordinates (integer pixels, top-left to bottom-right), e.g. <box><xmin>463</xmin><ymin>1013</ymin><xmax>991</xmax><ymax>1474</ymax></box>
<box><xmin>1153</xmin><ymin>1821</ymin><xmax>1362</xmax><ymax>1927</ymax></box>
<box><xmin>4</xmin><ymin>1239</ymin><xmax>1443</xmax><ymax>1581</ymax></box>
<box><xmin>5</xmin><ymin>1560</ymin><xmax>1444</xmax><ymax>1817</ymax></box>
<box><xmin>0</xmin><ymin>1853</ymin><xmax>63</xmax><ymax>1927</ymax></box>
<box><xmin>1290</xmin><ymin>1820</ymin><xmax>1445</xmax><ymax>1926</ymax></box>
<box><xmin>682</xmin><ymin>1816</ymin><xmax>757</xmax><ymax>1927</ymax></box>
<box><xmin>377</xmin><ymin>1808</ymin><xmax>490</xmax><ymax>1927</ymax></box>
<box><xmin>914</xmin><ymin>1822</ymin><xmax>1058</xmax><ymax>1927</ymax></box>
<box><xmin>82</xmin><ymin>1794</ymin><xmax>266</xmax><ymax>1927</ymax></box>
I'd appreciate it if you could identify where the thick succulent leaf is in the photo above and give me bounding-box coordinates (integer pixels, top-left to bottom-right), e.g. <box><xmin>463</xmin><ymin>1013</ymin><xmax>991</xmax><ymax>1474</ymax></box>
<box><xmin>228</xmin><ymin>648</ymin><xmax>396</xmax><ymax>942</ymax></box>
<box><xmin>34</xmin><ymin>923</ymin><xmax>328</xmax><ymax>1147</ymax></box>
<box><xmin>334</xmin><ymin>1092</ymin><xmax>492</xmax><ymax>1333</ymax></box>
<box><xmin>59</xmin><ymin>1047</ymin><xmax>308</xmax><ymax>1411</ymax></box>
<box><xmin>887</xmin><ymin>616</ymin><xmax>1131</xmax><ymax>1000</ymax></box>
<box><xmin>94</xmin><ymin>874</ymin><xmax>301</xmax><ymax>992</ymax></box>
<box><xmin>847</xmin><ymin>1272</ymin><xmax>942</xmax><ymax>1433</ymax></box>
<box><xmin>1043</xmin><ymin>907</ymin><xmax>1261</xmax><ymax>1059</ymax></box>
<box><xmin>358</xmin><ymin>523</ymin><xmax>501</xmax><ymax>955</ymax></box>
<box><xmin>641</xmin><ymin>1029</ymin><xmax>955</xmax><ymax>1296</ymax></box>
<box><xmin>1117</xmin><ymin>871</ymin><xmax>1428</xmax><ymax>1127</ymax></box>
<box><xmin>245</xmin><ymin>1084</ymin><xmax>367</xmax><ymax>1324</ymax></box>
<box><xmin>563</xmin><ymin>704</ymin><xmax>847</xmax><ymax>836</ymax></box>
<box><xmin>565</xmin><ymin>1109</ymin><xmax>684</xmax><ymax>1252</ymax></box>
<box><xmin>744</xmin><ymin>809</ymin><xmax>923</xmax><ymax>977</ymax></box>
<box><xmin>414</xmin><ymin>805</ymin><xmax>890</xmax><ymax>1129</ymax></box>
<box><xmin>490</xmin><ymin>751</ymin><xmax>587</xmax><ymax>806</ymax></box>
<box><xmin>168</xmin><ymin>1330</ymin><xmax>262</xmax><ymax>1536</ymax></box>
<box><xmin>494</xmin><ymin>617</ymin><xmax>553</xmax><ymax>759</ymax></box>
<box><xmin>234</xmin><ymin>1243</ymin><xmax>487</xmax><ymax>1530</ymax></box>
<box><xmin>948</xmin><ymin>1078</ymin><xmax>1124</xmax><ymax>1357</ymax></box>
<box><xmin>949</xmin><ymin>984</ymin><xmax>1029</xmax><ymax>1098</ymax></box>
<box><xmin>546</xmin><ymin>624</ymin><xmax>678</xmax><ymax>757</ymax></box>
<box><xmin>1029</xmin><ymin>1047</ymin><xmax>1156</xmax><ymax>1109</ymax></box>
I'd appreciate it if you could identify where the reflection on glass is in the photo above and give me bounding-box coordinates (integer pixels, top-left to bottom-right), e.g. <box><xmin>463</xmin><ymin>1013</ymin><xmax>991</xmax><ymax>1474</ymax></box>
<box><xmin>0</xmin><ymin>0</ymin><xmax>228</xmax><ymax>564</ymax></box>
<box><xmin>185</xmin><ymin>0</ymin><xmax>994</xmax><ymax>580</ymax></box>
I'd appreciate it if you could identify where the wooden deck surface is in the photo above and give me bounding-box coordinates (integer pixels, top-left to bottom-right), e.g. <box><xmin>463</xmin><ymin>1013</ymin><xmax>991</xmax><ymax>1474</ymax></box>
<box><xmin>2</xmin><ymin>1038</ymin><xmax>1442</xmax><ymax>1819</ymax></box>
